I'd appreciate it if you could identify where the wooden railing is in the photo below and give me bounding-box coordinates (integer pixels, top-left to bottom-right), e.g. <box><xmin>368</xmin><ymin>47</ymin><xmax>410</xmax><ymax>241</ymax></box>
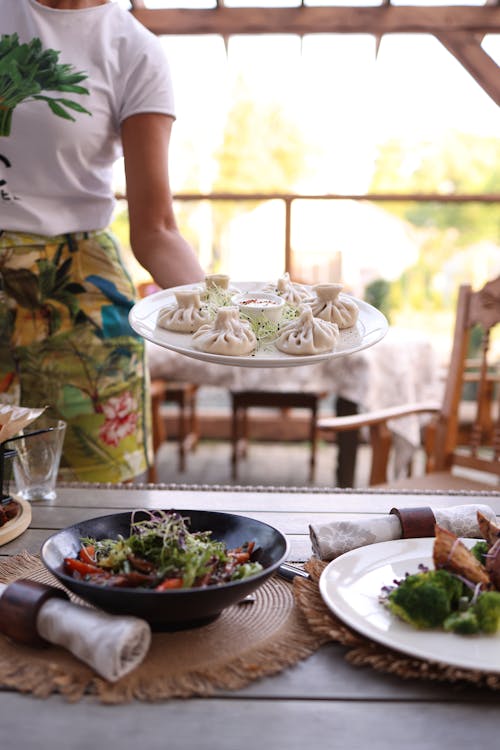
<box><xmin>117</xmin><ymin>190</ymin><xmax>500</xmax><ymax>278</ymax></box>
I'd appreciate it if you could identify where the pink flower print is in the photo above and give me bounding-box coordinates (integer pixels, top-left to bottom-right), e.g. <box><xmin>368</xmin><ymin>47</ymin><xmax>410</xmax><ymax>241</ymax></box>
<box><xmin>99</xmin><ymin>392</ymin><xmax>138</xmax><ymax>447</ymax></box>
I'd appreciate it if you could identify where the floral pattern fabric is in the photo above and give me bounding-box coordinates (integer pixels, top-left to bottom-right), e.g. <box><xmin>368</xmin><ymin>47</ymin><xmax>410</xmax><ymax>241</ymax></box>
<box><xmin>0</xmin><ymin>230</ymin><xmax>152</xmax><ymax>482</ymax></box>
<box><xmin>309</xmin><ymin>503</ymin><xmax>496</xmax><ymax>561</ymax></box>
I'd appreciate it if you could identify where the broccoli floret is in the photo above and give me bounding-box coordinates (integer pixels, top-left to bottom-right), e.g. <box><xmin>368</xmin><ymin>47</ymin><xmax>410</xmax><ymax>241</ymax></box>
<box><xmin>443</xmin><ymin>591</ymin><xmax>500</xmax><ymax>635</ymax></box>
<box><xmin>472</xmin><ymin>591</ymin><xmax>500</xmax><ymax>634</ymax></box>
<box><xmin>470</xmin><ymin>541</ymin><xmax>489</xmax><ymax>565</ymax></box>
<box><xmin>387</xmin><ymin>569</ymin><xmax>465</xmax><ymax>629</ymax></box>
<box><xmin>443</xmin><ymin>610</ymin><xmax>480</xmax><ymax>635</ymax></box>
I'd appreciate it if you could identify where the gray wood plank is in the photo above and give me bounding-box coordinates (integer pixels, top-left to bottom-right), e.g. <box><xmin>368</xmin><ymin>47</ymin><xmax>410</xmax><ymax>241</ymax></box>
<box><xmin>0</xmin><ymin>694</ymin><xmax>499</xmax><ymax>750</ymax></box>
<box><xmin>28</xmin><ymin>505</ymin><xmax>386</xmax><ymax>533</ymax></box>
<box><xmin>219</xmin><ymin>642</ymin><xmax>500</xmax><ymax>701</ymax></box>
<box><xmin>47</xmin><ymin>486</ymin><xmax>500</xmax><ymax>513</ymax></box>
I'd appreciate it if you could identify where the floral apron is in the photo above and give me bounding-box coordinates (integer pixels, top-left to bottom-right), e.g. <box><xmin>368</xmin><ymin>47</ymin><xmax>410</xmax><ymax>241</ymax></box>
<box><xmin>0</xmin><ymin>230</ymin><xmax>152</xmax><ymax>482</ymax></box>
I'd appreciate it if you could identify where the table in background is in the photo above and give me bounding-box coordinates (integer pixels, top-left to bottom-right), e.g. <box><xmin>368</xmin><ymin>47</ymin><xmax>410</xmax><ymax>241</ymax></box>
<box><xmin>1</xmin><ymin>483</ymin><xmax>499</xmax><ymax>750</ymax></box>
<box><xmin>147</xmin><ymin>327</ymin><xmax>441</xmax><ymax>484</ymax></box>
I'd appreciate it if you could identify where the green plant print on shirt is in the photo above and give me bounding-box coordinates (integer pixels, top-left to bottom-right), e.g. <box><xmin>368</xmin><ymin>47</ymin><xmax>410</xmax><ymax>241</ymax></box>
<box><xmin>0</xmin><ymin>33</ymin><xmax>91</xmax><ymax>137</ymax></box>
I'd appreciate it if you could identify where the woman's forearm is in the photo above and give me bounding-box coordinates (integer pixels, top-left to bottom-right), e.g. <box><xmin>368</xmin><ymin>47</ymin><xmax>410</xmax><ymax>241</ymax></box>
<box><xmin>121</xmin><ymin>113</ymin><xmax>206</xmax><ymax>289</ymax></box>
<box><xmin>130</xmin><ymin>225</ymin><xmax>205</xmax><ymax>289</ymax></box>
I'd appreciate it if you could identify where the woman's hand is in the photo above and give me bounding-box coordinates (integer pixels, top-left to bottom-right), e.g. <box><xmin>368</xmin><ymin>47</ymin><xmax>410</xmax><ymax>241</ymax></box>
<box><xmin>121</xmin><ymin>112</ymin><xmax>205</xmax><ymax>288</ymax></box>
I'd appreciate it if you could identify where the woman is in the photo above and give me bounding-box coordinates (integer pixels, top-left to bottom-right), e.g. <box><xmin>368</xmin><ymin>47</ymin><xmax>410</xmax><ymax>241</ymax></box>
<box><xmin>0</xmin><ymin>0</ymin><xmax>205</xmax><ymax>482</ymax></box>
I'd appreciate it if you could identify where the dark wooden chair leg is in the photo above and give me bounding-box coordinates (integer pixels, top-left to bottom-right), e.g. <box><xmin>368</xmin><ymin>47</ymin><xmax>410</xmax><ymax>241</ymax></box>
<box><xmin>189</xmin><ymin>389</ymin><xmax>199</xmax><ymax>452</ymax></box>
<box><xmin>335</xmin><ymin>396</ymin><xmax>359</xmax><ymax>487</ymax></box>
<box><xmin>149</xmin><ymin>380</ymin><xmax>168</xmax><ymax>483</ymax></box>
<box><xmin>241</xmin><ymin>408</ymin><xmax>249</xmax><ymax>458</ymax></box>
<box><xmin>231</xmin><ymin>401</ymin><xmax>239</xmax><ymax>480</ymax></box>
<box><xmin>178</xmin><ymin>389</ymin><xmax>187</xmax><ymax>473</ymax></box>
<box><xmin>309</xmin><ymin>401</ymin><xmax>318</xmax><ymax>482</ymax></box>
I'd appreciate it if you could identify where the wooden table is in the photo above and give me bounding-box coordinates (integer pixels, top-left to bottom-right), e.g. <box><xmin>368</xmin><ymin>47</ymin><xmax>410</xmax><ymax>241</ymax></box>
<box><xmin>147</xmin><ymin>326</ymin><xmax>440</xmax><ymax>486</ymax></box>
<box><xmin>1</xmin><ymin>483</ymin><xmax>500</xmax><ymax>749</ymax></box>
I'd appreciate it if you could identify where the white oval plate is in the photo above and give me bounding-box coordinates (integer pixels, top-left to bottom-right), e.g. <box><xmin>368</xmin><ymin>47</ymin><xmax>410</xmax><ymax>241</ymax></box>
<box><xmin>319</xmin><ymin>537</ymin><xmax>500</xmax><ymax>674</ymax></box>
<box><xmin>129</xmin><ymin>281</ymin><xmax>388</xmax><ymax>368</ymax></box>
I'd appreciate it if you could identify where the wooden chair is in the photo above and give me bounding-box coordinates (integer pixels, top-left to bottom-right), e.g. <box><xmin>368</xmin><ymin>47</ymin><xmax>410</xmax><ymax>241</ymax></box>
<box><xmin>136</xmin><ymin>279</ymin><xmax>200</xmax><ymax>482</ymax></box>
<box><xmin>317</xmin><ymin>276</ymin><xmax>500</xmax><ymax>490</ymax></box>
<box><xmin>148</xmin><ymin>379</ymin><xmax>199</xmax><ymax>482</ymax></box>
<box><xmin>230</xmin><ymin>390</ymin><xmax>328</xmax><ymax>482</ymax></box>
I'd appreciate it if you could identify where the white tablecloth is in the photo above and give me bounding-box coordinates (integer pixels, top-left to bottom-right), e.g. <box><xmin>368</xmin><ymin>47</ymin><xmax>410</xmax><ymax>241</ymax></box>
<box><xmin>146</xmin><ymin>326</ymin><xmax>442</xmax><ymax>466</ymax></box>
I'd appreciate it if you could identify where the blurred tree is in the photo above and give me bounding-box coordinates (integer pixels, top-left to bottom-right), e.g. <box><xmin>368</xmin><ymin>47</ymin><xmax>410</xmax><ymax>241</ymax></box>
<box><xmin>364</xmin><ymin>278</ymin><xmax>393</xmax><ymax>322</ymax></box>
<box><xmin>213</xmin><ymin>77</ymin><xmax>312</xmax><ymax>193</ymax></box>
<box><xmin>206</xmin><ymin>83</ymin><xmax>314</xmax><ymax>270</ymax></box>
<box><xmin>369</xmin><ymin>132</ymin><xmax>500</xmax><ymax>317</ymax></box>
<box><xmin>370</xmin><ymin>132</ymin><xmax>500</xmax><ymax>246</ymax></box>
<box><xmin>213</xmin><ymin>95</ymin><xmax>310</xmax><ymax>192</ymax></box>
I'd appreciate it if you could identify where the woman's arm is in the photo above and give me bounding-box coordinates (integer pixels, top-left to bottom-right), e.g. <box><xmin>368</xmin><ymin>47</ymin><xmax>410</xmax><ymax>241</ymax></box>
<box><xmin>121</xmin><ymin>112</ymin><xmax>205</xmax><ymax>288</ymax></box>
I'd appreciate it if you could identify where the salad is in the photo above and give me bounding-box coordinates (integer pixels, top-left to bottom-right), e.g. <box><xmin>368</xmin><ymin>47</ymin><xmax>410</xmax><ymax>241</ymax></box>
<box><xmin>201</xmin><ymin>283</ymin><xmax>299</xmax><ymax>349</ymax></box>
<box><xmin>380</xmin><ymin>512</ymin><xmax>500</xmax><ymax>636</ymax></box>
<box><xmin>64</xmin><ymin>509</ymin><xmax>263</xmax><ymax>591</ymax></box>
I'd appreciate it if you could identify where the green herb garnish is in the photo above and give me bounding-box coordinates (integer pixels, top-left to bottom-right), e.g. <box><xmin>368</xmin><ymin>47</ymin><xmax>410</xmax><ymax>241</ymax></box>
<box><xmin>77</xmin><ymin>509</ymin><xmax>263</xmax><ymax>589</ymax></box>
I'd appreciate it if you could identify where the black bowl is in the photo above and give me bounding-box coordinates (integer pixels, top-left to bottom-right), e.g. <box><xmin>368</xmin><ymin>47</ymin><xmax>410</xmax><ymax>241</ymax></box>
<box><xmin>40</xmin><ymin>509</ymin><xmax>289</xmax><ymax>629</ymax></box>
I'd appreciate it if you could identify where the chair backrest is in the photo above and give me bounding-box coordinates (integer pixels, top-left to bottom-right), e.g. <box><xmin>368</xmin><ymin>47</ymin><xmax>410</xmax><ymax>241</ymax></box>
<box><xmin>430</xmin><ymin>276</ymin><xmax>500</xmax><ymax>479</ymax></box>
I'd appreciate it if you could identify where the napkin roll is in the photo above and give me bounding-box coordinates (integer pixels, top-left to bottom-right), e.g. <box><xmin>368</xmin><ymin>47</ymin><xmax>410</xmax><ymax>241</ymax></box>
<box><xmin>0</xmin><ymin>579</ymin><xmax>151</xmax><ymax>682</ymax></box>
<box><xmin>309</xmin><ymin>503</ymin><xmax>497</xmax><ymax>561</ymax></box>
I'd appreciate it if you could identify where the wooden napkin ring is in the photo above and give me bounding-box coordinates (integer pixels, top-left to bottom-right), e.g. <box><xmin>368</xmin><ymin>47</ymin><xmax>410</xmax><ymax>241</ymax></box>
<box><xmin>390</xmin><ymin>506</ymin><xmax>436</xmax><ymax>539</ymax></box>
<box><xmin>0</xmin><ymin>579</ymin><xmax>69</xmax><ymax>647</ymax></box>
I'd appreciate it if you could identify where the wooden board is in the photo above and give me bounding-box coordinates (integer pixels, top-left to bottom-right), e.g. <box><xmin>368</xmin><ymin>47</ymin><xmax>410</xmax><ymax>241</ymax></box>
<box><xmin>0</xmin><ymin>497</ymin><xmax>32</xmax><ymax>546</ymax></box>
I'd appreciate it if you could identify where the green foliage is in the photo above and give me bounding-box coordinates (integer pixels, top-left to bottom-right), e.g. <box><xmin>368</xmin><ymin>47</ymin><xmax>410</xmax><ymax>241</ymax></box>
<box><xmin>204</xmin><ymin>87</ymin><xmax>314</xmax><ymax>271</ymax></box>
<box><xmin>213</xmin><ymin>93</ymin><xmax>310</xmax><ymax>193</ymax></box>
<box><xmin>0</xmin><ymin>33</ymin><xmax>90</xmax><ymax>135</ymax></box>
<box><xmin>370</xmin><ymin>132</ymin><xmax>500</xmax><ymax>246</ymax></box>
<box><xmin>363</xmin><ymin>279</ymin><xmax>393</xmax><ymax>322</ymax></box>
<box><xmin>368</xmin><ymin>131</ymin><xmax>500</xmax><ymax>315</ymax></box>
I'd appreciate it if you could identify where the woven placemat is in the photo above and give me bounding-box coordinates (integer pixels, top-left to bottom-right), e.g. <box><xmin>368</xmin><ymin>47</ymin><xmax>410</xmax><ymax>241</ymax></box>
<box><xmin>0</xmin><ymin>553</ymin><xmax>326</xmax><ymax>704</ymax></box>
<box><xmin>295</xmin><ymin>558</ymin><xmax>500</xmax><ymax>691</ymax></box>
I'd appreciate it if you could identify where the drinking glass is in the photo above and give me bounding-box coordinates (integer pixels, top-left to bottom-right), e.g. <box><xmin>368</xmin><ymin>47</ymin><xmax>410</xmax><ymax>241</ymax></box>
<box><xmin>9</xmin><ymin>417</ymin><xmax>66</xmax><ymax>501</ymax></box>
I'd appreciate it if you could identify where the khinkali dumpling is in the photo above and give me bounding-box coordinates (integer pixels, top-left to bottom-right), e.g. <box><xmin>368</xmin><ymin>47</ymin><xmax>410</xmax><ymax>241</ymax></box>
<box><xmin>192</xmin><ymin>307</ymin><xmax>257</xmax><ymax>356</ymax></box>
<box><xmin>205</xmin><ymin>273</ymin><xmax>230</xmax><ymax>290</ymax></box>
<box><xmin>198</xmin><ymin>273</ymin><xmax>240</xmax><ymax>301</ymax></box>
<box><xmin>266</xmin><ymin>273</ymin><xmax>310</xmax><ymax>306</ymax></box>
<box><xmin>275</xmin><ymin>305</ymin><xmax>339</xmax><ymax>355</ymax></box>
<box><xmin>308</xmin><ymin>283</ymin><xmax>359</xmax><ymax>329</ymax></box>
<box><xmin>157</xmin><ymin>290</ymin><xmax>211</xmax><ymax>333</ymax></box>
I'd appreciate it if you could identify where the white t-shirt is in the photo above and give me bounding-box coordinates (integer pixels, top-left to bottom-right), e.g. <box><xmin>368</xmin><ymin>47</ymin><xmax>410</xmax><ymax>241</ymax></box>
<box><xmin>0</xmin><ymin>0</ymin><xmax>175</xmax><ymax>235</ymax></box>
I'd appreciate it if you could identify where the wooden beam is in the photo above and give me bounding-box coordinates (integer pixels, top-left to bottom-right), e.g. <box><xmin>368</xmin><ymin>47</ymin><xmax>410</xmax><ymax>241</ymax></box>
<box><xmin>436</xmin><ymin>32</ymin><xmax>500</xmax><ymax>106</ymax></box>
<box><xmin>131</xmin><ymin>6</ymin><xmax>500</xmax><ymax>36</ymax></box>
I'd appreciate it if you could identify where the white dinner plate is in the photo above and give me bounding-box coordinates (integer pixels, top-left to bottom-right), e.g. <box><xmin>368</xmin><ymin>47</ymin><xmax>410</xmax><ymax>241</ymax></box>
<box><xmin>319</xmin><ymin>537</ymin><xmax>500</xmax><ymax>674</ymax></box>
<box><xmin>129</xmin><ymin>281</ymin><xmax>388</xmax><ymax>368</ymax></box>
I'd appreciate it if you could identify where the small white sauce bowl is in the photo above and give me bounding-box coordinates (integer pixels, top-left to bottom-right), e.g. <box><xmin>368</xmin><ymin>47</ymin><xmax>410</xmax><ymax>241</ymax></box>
<box><xmin>235</xmin><ymin>291</ymin><xmax>285</xmax><ymax>323</ymax></box>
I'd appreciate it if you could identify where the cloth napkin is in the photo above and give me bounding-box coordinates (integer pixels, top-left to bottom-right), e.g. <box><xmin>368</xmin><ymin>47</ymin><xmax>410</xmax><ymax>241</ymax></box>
<box><xmin>309</xmin><ymin>504</ymin><xmax>496</xmax><ymax>561</ymax></box>
<box><xmin>0</xmin><ymin>405</ymin><xmax>46</xmax><ymax>444</ymax></box>
<box><xmin>0</xmin><ymin>582</ymin><xmax>151</xmax><ymax>682</ymax></box>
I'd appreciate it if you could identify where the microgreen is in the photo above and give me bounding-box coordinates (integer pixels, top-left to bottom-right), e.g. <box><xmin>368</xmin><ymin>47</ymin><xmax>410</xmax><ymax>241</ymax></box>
<box><xmin>80</xmin><ymin>509</ymin><xmax>262</xmax><ymax>588</ymax></box>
